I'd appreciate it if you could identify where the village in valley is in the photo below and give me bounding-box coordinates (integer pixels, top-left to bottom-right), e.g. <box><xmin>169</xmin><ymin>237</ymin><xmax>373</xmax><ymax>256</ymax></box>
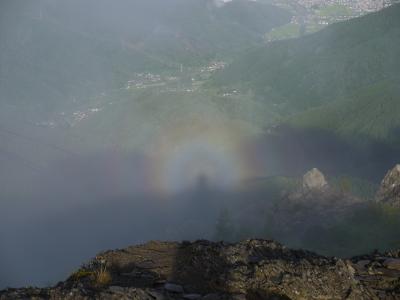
<box><xmin>36</xmin><ymin>61</ymin><xmax>229</xmax><ymax>128</ymax></box>
<box><xmin>33</xmin><ymin>0</ymin><xmax>399</xmax><ymax>128</ymax></box>
<box><xmin>265</xmin><ymin>0</ymin><xmax>396</xmax><ymax>41</ymax></box>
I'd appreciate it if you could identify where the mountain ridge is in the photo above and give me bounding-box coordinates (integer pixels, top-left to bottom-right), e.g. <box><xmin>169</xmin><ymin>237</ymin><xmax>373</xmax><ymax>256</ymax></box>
<box><xmin>1</xmin><ymin>239</ymin><xmax>399</xmax><ymax>299</ymax></box>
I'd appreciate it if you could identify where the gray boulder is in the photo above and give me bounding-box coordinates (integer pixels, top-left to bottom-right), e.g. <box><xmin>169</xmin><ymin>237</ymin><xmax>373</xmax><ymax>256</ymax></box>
<box><xmin>376</xmin><ymin>164</ymin><xmax>400</xmax><ymax>208</ymax></box>
<box><xmin>302</xmin><ymin>168</ymin><xmax>328</xmax><ymax>191</ymax></box>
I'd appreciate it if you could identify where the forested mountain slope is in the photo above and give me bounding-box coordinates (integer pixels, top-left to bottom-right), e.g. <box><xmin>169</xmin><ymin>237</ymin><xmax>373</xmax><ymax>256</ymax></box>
<box><xmin>213</xmin><ymin>4</ymin><xmax>400</xmax><ymax>115</ymax></box>
<box><xmin>286</xmin><ymin>82</ymin><xmax>400</xmax><ymax>144</ymax></box>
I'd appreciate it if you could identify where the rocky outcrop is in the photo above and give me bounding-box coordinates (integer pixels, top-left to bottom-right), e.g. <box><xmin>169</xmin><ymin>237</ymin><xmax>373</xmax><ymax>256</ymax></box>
<box><xmin>1</xmin><ymin>239</ymin><xmax>400</xmax><ymax>299</ymax></box>
<box><xmin>350</xmin><ymin>249</ymin><xmax>400</xmax><ymax>299</ymax></box>
<box><xmin>275</xmin><ymin>169</ymin><xmax>364</xmax><ymax>233</ymax></box>
<box><xmin>302</xmin><ymin>168</ymin><xmax>328</xmax><ymax>191</ymax></box>
<box><xmin>376</xmin><ymin>164</ymin><xmax>400</xmax><ymax>208</ymax></box>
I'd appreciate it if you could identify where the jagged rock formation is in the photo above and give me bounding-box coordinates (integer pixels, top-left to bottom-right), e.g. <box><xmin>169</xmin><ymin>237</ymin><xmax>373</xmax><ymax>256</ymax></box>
<box><xmin>274</xmin><ymin>168</ymin><xmax>364</xmax><ymax>233</ymax></box>
<box><xmin>1</xmin><ymin>239</ymin><xmax>400</xmax><ymax>299</ymax></box>
<box><xmin>302</xmin><ymin>168</ymin><xmax>328</xmax><ymax>191</ymax></box>
<box><xmin>289</xmin><ymin>168</ymin><xmax>360</xmax><ymax>205</ymax></box>
<box><xmin>376</xmin><ymin>164</ymin><xmax>400</xmax><ymax>208</ymax></box>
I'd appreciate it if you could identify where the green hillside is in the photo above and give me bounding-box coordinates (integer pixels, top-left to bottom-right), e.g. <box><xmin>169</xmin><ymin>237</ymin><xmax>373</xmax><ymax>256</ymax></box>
<box><xmin>61</xmin><ymin>87</ymin><xmax>273</xmax><ymax>152</ymax></box>
<box><xmin>286</xmin><ymin>82</ymin><xmax>400</xmax><ymax>144</ymax></box>
<box><xmin>212</xmin><ymin>4</ymin><xmax>400</xmax><ymax>115</ymax></box>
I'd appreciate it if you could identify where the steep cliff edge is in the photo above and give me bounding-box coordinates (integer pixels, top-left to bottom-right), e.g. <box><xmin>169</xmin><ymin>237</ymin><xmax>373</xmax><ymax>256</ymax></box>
<box><xmin>1</xmin><ymin>239</ymin><xmax>400</xmax><ymax>299</ymax></box>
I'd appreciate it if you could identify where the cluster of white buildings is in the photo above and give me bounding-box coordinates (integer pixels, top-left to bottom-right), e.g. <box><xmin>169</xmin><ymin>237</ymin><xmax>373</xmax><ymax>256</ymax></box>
<box><xmin>69</xmin><ymin>107</ymin><xmax>103</xmax><ymax>126</ymax></box>
<box><xmin>296</xmin><ymin>0</ymin><xmax>392</xmax><ymax>12</ymax></box>
<box><xmin>126</xmin><ymin>73</ymin><xmax>164</xmax><ymax>89</ymax></box>
<box><xmin>272</xmin><ymin>0</ymin><xmax>396</xmax><ymax>33</ymax></box>
<box><xmin>270</xmin><ymin>0</ymin><xmax>394</xmax><ymax>28</ymax></box>
<box><xmin>200</xmin><ymin>61</ymin><xmax>226</xmax><ymax>73</ymax></box>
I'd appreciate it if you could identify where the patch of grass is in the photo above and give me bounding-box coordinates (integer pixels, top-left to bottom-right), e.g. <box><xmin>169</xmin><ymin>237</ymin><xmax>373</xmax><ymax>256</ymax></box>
<box><xmin>265</xmin><ymin>23</ymin><xmax>301</xmax><ymax>41</ymax></box>
<box><xmin>69</xmin><ymin>269</ymin><xmax>94</xmax><ymax>282</ymax></box>
<box><xmin>94</xmin><ymin>265</ymin><xmax>112</xmax><ymax>287</ymax></box>
<box><xmin>317</xmin><ymin>4</ymin><xmax>352</xmax><ymax>18</ymax></box>
<box><xmin>70</xmin><ymin>263</ymin><xmax>112</xmax><ymax>287</ymax></box>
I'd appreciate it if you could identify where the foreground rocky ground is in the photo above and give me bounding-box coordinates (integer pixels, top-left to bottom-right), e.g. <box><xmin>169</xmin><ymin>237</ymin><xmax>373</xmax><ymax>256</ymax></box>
<box><xmin>1</xmin><ymin>239</ymin><xmax>400</xmax><ymax>299</ymax></box>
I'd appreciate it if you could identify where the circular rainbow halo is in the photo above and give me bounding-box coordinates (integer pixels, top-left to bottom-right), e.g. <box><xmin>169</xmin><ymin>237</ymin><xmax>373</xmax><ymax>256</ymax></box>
<box><xmin>147</xmin><ymin>118</ymin><xmax>261</xmax><ymax>195</ymax></box>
